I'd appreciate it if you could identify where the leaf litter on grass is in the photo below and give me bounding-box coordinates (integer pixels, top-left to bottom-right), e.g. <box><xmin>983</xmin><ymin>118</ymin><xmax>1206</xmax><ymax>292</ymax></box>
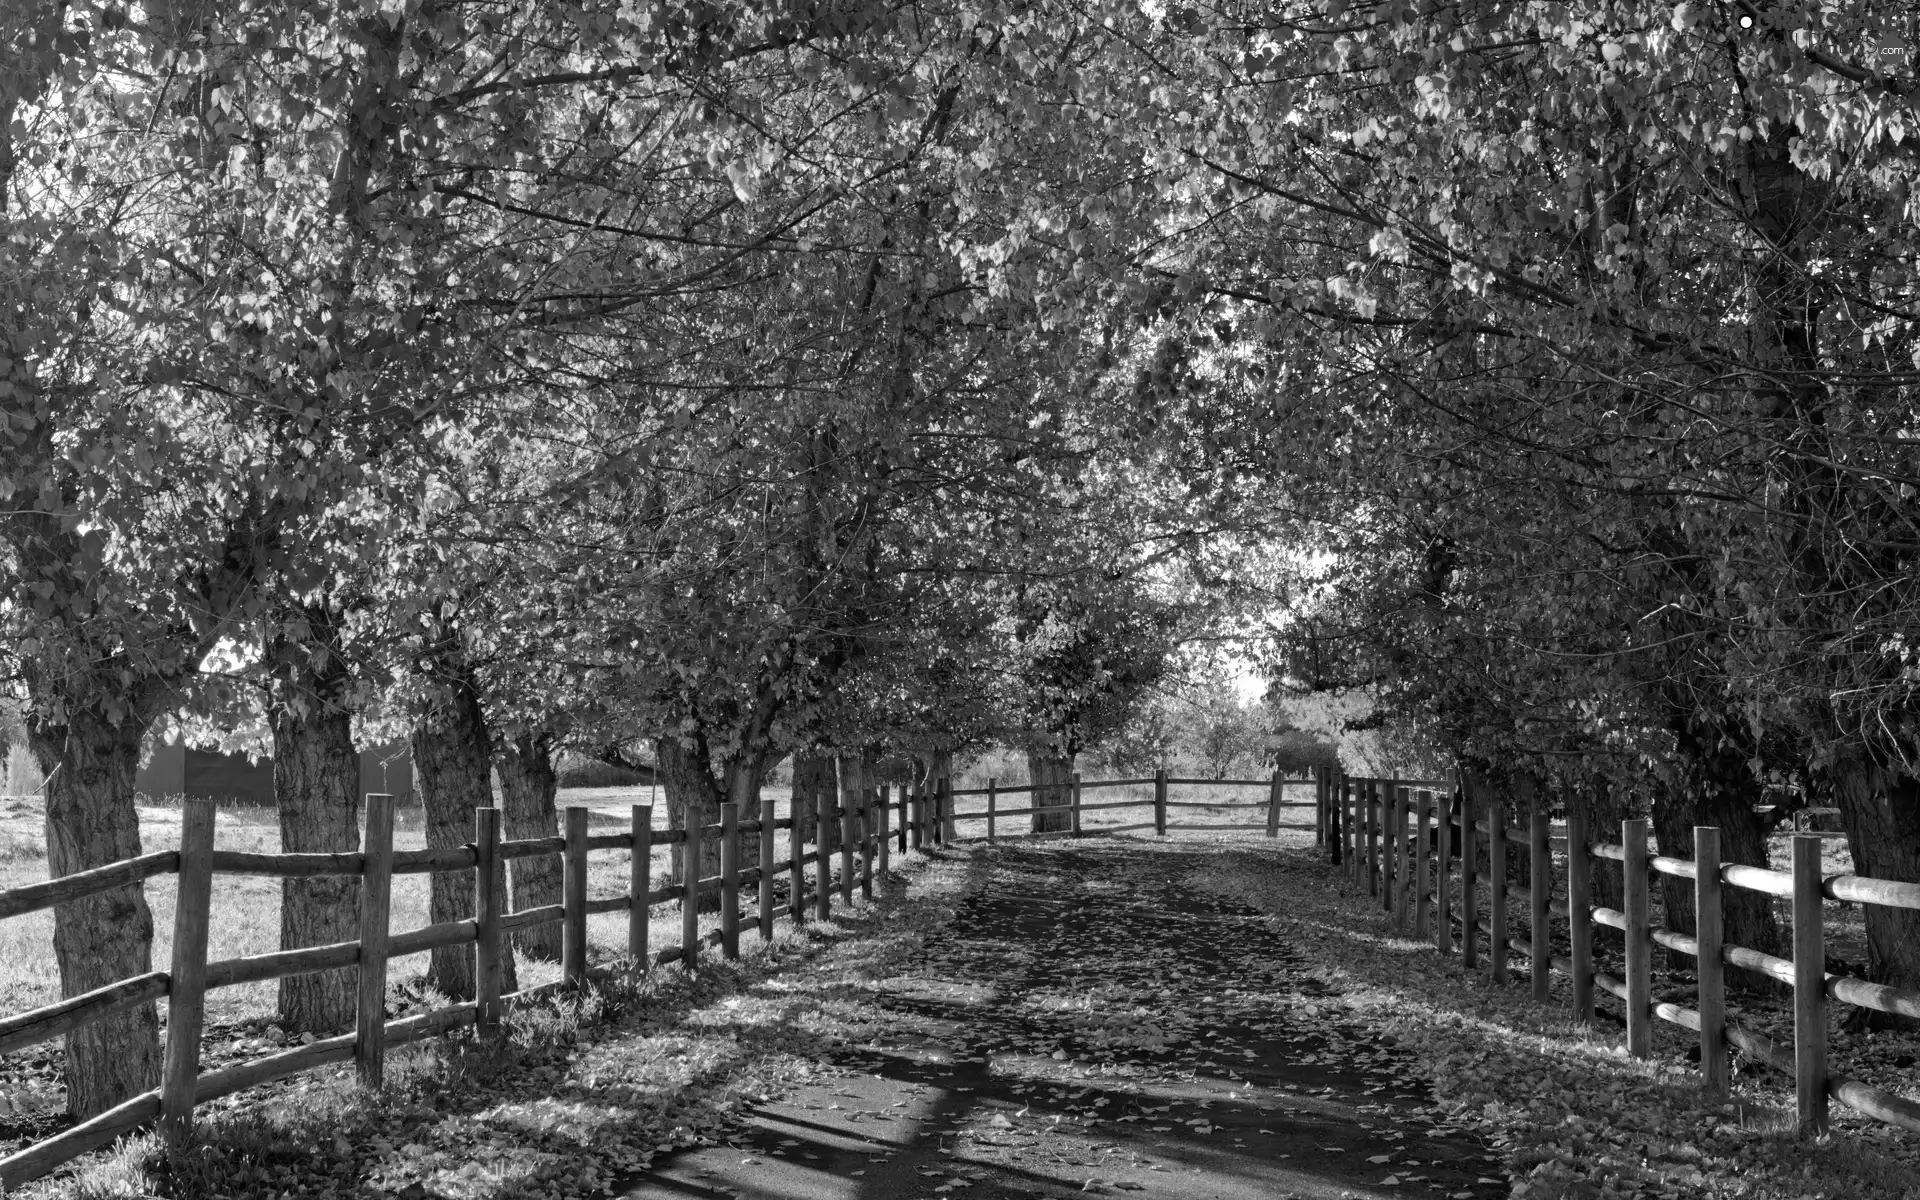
<box><xmin>1191</xmin><ymin>841</ymin><xmax>1920</xmax><ymax>1200</ymax></box>
<box><xmin>24</xmin><ymin>854</ymin><xmax>974</xmax><ymax>1200</ymax></box>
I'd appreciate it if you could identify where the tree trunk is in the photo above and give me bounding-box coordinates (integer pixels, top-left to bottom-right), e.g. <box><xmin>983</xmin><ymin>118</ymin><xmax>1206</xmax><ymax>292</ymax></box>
<box><xmin>1832</xmin><ymin>754</ymin><xmax>1920</xmax><ymax>1000</ymax></box>
<box><xmin>1567</xmin><ymin>779</ymin><xmax>1631</xmax><ymax>914</ymax></box>
<box><xmin>410</xmin><ymin>662</ymin><xmax>515</xmax><ymax>1000</ymax></box>
<box><xmin>836</xmin><ymin>752</ymin><xmax>867</xmax><ymax>853</ymax></box>
<box><xmin>1650</xmin><ymin>750</ymin><xmax>1784</xmax><ymax>986</ymax></box>
<box><xmin>1029</xmin><ymin>748</ymin><xmax>1073</xmax><ymax>834</ymax></box>
<box><xmin>840</xmin><ymin>749</ymin><xmax>879</xmax><ymax>852</ymax></box>
<box><xmin>723</xmin><ymin>753</ymin><xmax>767</xmax><ymax>872</ymax></box>
<box><xmin>498</xmin><ymin>730</ymin><xmax>562</xmax><ymax>961</ymax></box>
<box><xmin>270</xmin><ymin>688</ymin><xmax>362</xmax><ymax>1033</ymax></box>
<box><xmin>790</xmin><ymin>750</ymin><xmax>837</xmax><ymax>852</ymax></box>
<box><xmin>1509</xmin><ymin>772</ymin><xmax>1536</xmax><ymax>892</ymax></box>
<box><xmin>28</xmin><ymin>709</ymin><xmax>161</xmax><ymax>1118</ymax></box>
<box><xmin>658</xmin><ymin>736</ymin><xmax>723</xmax><ymax>906</ymax></box>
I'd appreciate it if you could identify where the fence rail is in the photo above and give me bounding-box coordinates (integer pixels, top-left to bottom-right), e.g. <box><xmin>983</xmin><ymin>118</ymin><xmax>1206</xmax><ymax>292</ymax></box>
<box><xmin>948</xmin><ymin>767</ymin><xmax>1317</xmax><ymax>841</ymax></box>
<box><xmin>0</xmin><ymin>782</ymin><xmax>944</xmax><ymax>1191</ymax></box>
<box><xmin>1325</xmin><ymin>773</ymin><xmax>1920</xmax><ymax>1140</ymax></box>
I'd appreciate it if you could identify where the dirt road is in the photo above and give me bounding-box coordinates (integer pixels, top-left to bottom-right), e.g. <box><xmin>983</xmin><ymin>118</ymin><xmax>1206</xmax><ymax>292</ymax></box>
<box><xmin>618</xmin><ymin>840</ymin><xmax>1507</xmax><ymax>1200</ymax></box>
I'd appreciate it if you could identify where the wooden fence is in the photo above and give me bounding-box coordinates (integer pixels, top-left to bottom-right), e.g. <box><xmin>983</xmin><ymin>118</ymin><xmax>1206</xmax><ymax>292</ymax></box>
<box><xmin>1328</xmin><ymin>774</ymin><xmax>1920</xmax><ymax>1139</ymax></box>
<box><xmin>945</xmin><ymin>768</ymin><xmax>1317</xmax><ymax>839</ymax></box>
<box><xmin>0</xmin><ymin>782</ymin><xmax>925</xmax><ymax>1192</ymax></box>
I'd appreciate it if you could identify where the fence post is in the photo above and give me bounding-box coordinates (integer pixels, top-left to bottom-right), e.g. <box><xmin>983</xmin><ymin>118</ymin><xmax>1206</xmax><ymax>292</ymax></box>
<box><xmin>1154</xmin><ymin>768</ymin><xmax>1168</xmax><ymax>837</ymax></box>
<box><xmin>1434</xmin><ymin>787</ymin><xmax>1452</xmax><ymax>953</ymax></box>
<box><xmin>860</xmin><ymin>791</ymin><xmax>875</xmax><ymax>900</ymax></box>
<box><xmin>1070</xmin><ymin>772</ymin><xmax>1083</xmax><ymax>837</ymax></box>
<box><xmin>1695</xmin><ymin>825</ymin><xmax>1726</xmax><ymax>1095</ymax></box>
<box><xmin>1395</xmin><ymin>786</ymin><xmax>1414</xmax><ymax>927</ymax></box>
<box><xmin>1267</xmin><ymin>769</ymin><xmax>1282</xmax><ymax>838</ymax></box>
<box><xmin>1792</xmin><ymin>834</ymin><xmax>1829</xmax><ymax>1134</ymax></box>
<box><xmin>718</xmin><ymin>801</ymin><xmax>740</xmax><ymax>959</ymax></box>
<box><xmin>632</xmin><ymin>805</ymin><xmax>653</xmax><ymax>968</ymax></box>
<box><xmin>839</xmin><ymin>795</ymin><xmax>855</xmax><ymax>905</ymax></box>
<box><xmin>815</xmin><ymin>791</ymin><xmax>833</xmax><ymax>920</ymax></box>
<box><xmin>788</xmin><ymin>797</ymin><xmax>806</xmax><ymax>927</ymax></box>
<box><xmin>159</xmin><ymin>796</ymin><xmax>216</xmax><ymax>1142</ymax></box>
<box><xmin>1489</xmin><ymin>797</ymin><xmax>1508</xmax><ymax>983</ymax></box>
<box><xmin>876</xmin><ymin>783</ymin><xmax>891</xmax><ymax>875</ymax></box>
<box><xmin>1623</xmin><ymin>817</ymin><xmax>1652</xmax><ymax>1057</ymax></box>
<box><xmin>1567</xmin><ymin>800</ymin><xmax>1593</xmax><ymax>1022</ymax></box>
<box><xmin>942</xmin><ymin>774</ymin><xmax>957</xmax><ymax>844</ymax></box>
<box><xmin>356</xmin><ymin>793</ymin><xmax>395</xmax><ymax>1089</ymax></box>
<box><xmin>897</xmin><ymin>783</ymin><xmax>908</xmax><ymax>854</ymax></box>
<box><xmin>682</xmin><ymin>805</ymin><xmax>702</xmax><ymax>971</ymax></box>
<box><xmin>564</xmin><ymin>805</ymin><xmax>590</xmax><ymax>989</ymax></box>
<box><xmin>987</xmin><ymin>778</ymin><xmax>997</xmax><ymax>842</ymax></box>
<box><xmin>1415</xmin><ymin>789</ymin><xmax>1433</xmax><ymax>939</ymax></box>
<box><xmin>1315</xmin><ymin>767</ymin><xmax>1327</xmax><ymax>846</ymax></box>
<box><xmin>1366</xmin><ymin>781</ymin><xmax>1381</xmax><ymax>898</ymax></box>
<box><xmin>474</xmin><ymin>807</ymin><xmax>502</xmax><ymax>1033</ymax></box>
<box><xmin>1461</xmin><ymin>786</ymin><xmax>1479</xmax><ymax>969</ymax></box>
<box><xmin>1530</xmin><ymin>807</ymin><xmax>1550</xmax><ymax>1003</ymax></box>
<box><xmin>1390</xmin><ymin>787</ymin><xmax>1405</xmax><ymax>917</ymax></box>
<box><xmin>759</xmin><ymin>799</ymin><xmax>777</xmax><ymax>940</ymax></box>
<box><xmin>1343</xmin><ymin>775</ymin><xmax>1356</xmax><ymax>880</ymax></box>
<box><xmin>1352</xmin><ymin>776</ymin><xmax>1363</xmax><ymax>884</ymax></box>
<box><xmin>909</xmin><ymin>785</ymin><xmax>923</xmax><ymax>852</ymax></box>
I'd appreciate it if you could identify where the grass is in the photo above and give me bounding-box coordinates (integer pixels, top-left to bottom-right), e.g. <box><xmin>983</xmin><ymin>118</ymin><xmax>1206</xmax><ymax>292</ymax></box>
<box><xmin>1182</xmin><ymin>833</ymin><xmax>1920</xmax><ymax>1198</ymax></box>
<box><xmin>1</xmin><ymin>745</ymin><xmax>46</xmax><ymax>802</ymax></box>
<box><xmin>1220</xmin><ymin>830</ymin><xmax>1920</xmax><ymax>1200</ymax></box>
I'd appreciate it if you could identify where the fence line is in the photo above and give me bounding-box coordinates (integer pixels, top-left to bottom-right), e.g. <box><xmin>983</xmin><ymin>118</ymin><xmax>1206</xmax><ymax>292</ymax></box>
<box><xmin>1</xmin><ymin>764</ymin><xmax>1383</xmax><ymax>1188</ymax></box>
<box><xmin>947</xmin><ymin>767</ymin><xmax>1319</xmax><ymax>841</ymax></box>
<box><xmin>0</xmin><ymin>780</ymin><xmax>939</xmax><ymax>1191</ymax></box>
<box><xmin>1327</xmin><ymin>773</ymin><xmax>1920</xmax><ymax>1140</ymax></box>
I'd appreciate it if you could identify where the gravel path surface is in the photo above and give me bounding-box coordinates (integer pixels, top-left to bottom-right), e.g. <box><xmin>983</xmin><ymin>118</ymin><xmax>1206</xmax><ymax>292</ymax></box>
<box><xmin>618</xmin><ymin>840</ymin><xmax>1507</xmax><ymax>1200</ymax></box>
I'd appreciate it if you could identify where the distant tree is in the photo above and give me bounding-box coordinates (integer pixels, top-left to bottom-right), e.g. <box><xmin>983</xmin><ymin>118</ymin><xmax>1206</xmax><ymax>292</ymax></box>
<box><xmin>1180</xmin><ymin>683</ymin><xmax>1265</xmax><ymax>780</ymax></box>
<box><xmin>1084</xmin><ymin>693</ymin><xmax>1181</xmax><ymax>777</ymax></box>
<box><xmin>1267</xmin><ymin>724</ymin><xmax>1339</xmax><ymax>779</ymax></box>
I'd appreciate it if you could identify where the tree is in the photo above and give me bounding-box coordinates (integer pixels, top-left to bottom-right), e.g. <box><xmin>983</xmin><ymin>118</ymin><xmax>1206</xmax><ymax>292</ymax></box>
<box><xmin>1179</xmin><ymin>682</ymin><xmax>1265</xmax><ymax>780</ymax></box>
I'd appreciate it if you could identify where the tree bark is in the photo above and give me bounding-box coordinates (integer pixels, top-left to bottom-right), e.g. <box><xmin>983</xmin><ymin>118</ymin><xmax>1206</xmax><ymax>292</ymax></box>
<box><xmin>838</xmin><ymin>750</ymin><xmax>887</xmax><ymax>855</ymax></box>
<box><xmin>839</xmin><ymin>749</ymin><xmax>879</xmax><ymax>851</ymax></box>
<box><xmin>657</xmin><ymin>736</ymin><xmax>723</xmax><ymax>905</ymax></box>
<box><xmin>410</xmin><ymin>659</ymin><xmax>515</xmax><ymax>1000</ymax></box>
<box><xmin>269</xmin><ymin>691</ymin><xmax>361</xmax><ymax>1030</ymax></box>
<box><xmin>1567</xmin><ymin>778</ymin><xmax>1631</xmax><ymax>914</ymax></box>
<box><xmin>1650</xmin><ymin>744</ymin><xmax>1784</xmax><ymax>985</ymax></box>
<box><xmin>1832</xmin><ymin>754</ymin><xmax>1920</xmax><ymax>1000</ymax></box>
<box><xmin>27</xmin><ymin>708</ymin><xmax>161</xmax><ymax>1118</ymax></box>
<box><xmin>497</xmin><ymin>730</ymin><xmax>562</xmax><ymax>961</ymax></box>
<box><xmin>723</xmin><ymin>752</ymin><xmax>768</xmax><ymax>872</ymax></box>
<box><xmin>790</xmin><ymin>750</ymin><xmax>837</xmax><ymax>852</ymax></box>
<box><xmin>268</xmin><ymin>604</ymin><xmax>363</xmax><ymax>1034</ymax></box>
<box><xmin>1029</xmin><ymin>748</ymin><xmax>1073</xmax><ymax>834</ymax></box>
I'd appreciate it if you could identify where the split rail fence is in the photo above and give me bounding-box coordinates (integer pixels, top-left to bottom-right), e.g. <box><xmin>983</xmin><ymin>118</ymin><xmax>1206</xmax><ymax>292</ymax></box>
<box><xmin>1324</xmin><ymin>773</ymin><xmax>1920</xmax><ymax>1139</ymax></box>
<box><xmin>0</xmin><ymin>783</ymin><xmax>924</xmax><ymax>1192</ymax></box>
<box><xmin>943</xmin><ymin>767</ymin><xmax>1317</xmax><ymax>840</ymax></box>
